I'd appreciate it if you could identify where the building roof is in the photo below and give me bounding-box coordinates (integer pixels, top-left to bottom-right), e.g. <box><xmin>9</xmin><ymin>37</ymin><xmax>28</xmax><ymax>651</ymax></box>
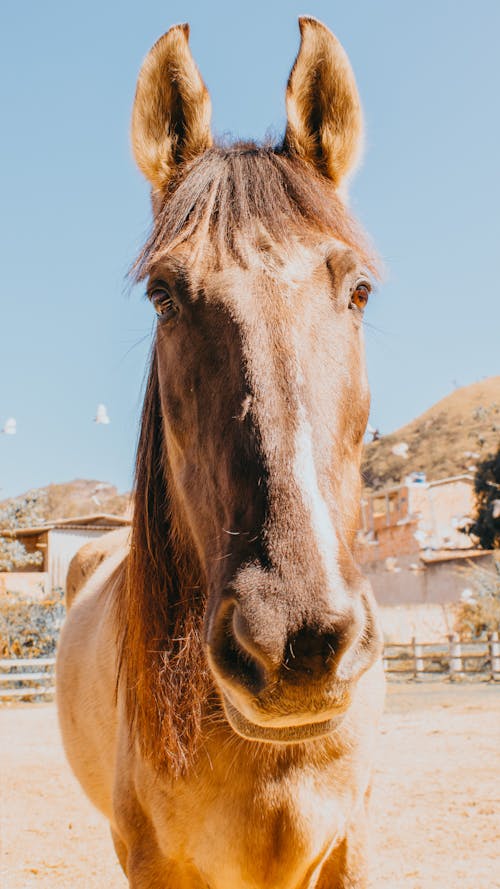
<box><xmin>427</xmin><ymin>474</ymin><xmax>474</xmax><ymax>488</ymax></box>
<box><xmin>2</xmin><ymin>513</ymin><xmax>131</xmax><ymax>538</ymax></box>
<box><xmin>363</xmin><ymin>473</ymin><xmax>474</xmax><ymax>500</ymax></box>
<box><xmin>420</xmin><ymin>548</ymin><xmax>492</xmax><ymax>564</ymax></box>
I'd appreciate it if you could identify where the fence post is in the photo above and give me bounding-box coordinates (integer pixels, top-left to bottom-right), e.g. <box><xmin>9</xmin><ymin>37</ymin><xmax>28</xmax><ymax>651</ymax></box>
<box><xmin>448</xmin><ymin>633</ymin><xmax>463</xmax><ymax>680</ymax></box>
<box><xmin>412</xmin><ymin>637</ymin><xmax>424</xmax><ymax>680</ymax></box>
<box><xmin>489</xmin><ymin>632</ymin><xmax>500</xmax><ymax>681</ymax></box>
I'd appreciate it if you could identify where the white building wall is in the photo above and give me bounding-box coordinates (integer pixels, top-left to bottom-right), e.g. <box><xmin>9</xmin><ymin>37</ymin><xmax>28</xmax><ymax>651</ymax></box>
<box><xmin>48</xmin><ymin>529</ymin><xmax>107</xmax><ymax>591</ymax></box>
<box><xmin>409</xmin><ymin>479</ymin><xmax>474</xmax><ymax>550</ymax></box>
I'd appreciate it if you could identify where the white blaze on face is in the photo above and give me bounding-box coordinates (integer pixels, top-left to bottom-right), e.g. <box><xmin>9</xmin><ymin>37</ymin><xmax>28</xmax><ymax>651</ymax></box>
<box><xmin>230</xmin><ymin>237</ymin><xmax>355</xmax><ymax>603</ymax></box>
<box><xmin>292</xmin><ymin>400</ymin><xmax>349</xmax><ymax>603</ymax></box>
<box><xmin>291</xmin><ymin>340</ymin><xmax>351</xmax><ymax>608</ymax></box>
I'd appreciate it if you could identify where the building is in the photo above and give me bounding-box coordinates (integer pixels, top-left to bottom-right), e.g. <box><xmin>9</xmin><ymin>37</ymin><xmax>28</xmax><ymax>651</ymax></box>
<box><xmin>0</xmin><ymin>514</ymin><xmax>130</xmax><ymax>598</ymax></box>
<box><xmin>357</xmin><ymin>475</ymin><xmax>493</xmax><ymax>606</ymax></box>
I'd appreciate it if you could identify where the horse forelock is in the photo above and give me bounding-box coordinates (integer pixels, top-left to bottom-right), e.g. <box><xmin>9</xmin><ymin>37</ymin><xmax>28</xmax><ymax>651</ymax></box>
<box><xmin>131</xmin><ymin>144</ymin><xmax>379</xmax><ymax>281</ymax></box>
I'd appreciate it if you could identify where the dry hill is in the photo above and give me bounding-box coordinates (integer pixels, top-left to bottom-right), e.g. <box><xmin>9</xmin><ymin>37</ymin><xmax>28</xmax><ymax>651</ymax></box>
<box><xmin>1</xmin><ymin>479</ymin><xmax>130</xmax><ymax>523</ymax></box>
<box><xmin>362</xmin><ymin>377</ymin><xmax>500</xmax><ymax>491</ymax></box>
<box><xmin>3</xmin><ymin>379</ymin><xmax>499</xmax><ymax>517</ymax></box>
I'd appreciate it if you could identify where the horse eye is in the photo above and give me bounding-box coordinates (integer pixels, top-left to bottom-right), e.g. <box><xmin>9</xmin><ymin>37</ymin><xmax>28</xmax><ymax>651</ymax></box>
<box><xmin>350</xmin><ymin>282</ymin><xmax>371</xmax><ymax>311</ymax></box>
<box><xmin>150</xmin><ymin>287</ymin><xmax>178</xmax><ymax>321</ymax></box>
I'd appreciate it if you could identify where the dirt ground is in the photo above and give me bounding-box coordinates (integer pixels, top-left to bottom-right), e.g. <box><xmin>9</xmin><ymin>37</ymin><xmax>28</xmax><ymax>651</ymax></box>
<box><xmin>1</xmin><ymin>683</ymin><xmax>499</xmax><ymax>889</ymax></box>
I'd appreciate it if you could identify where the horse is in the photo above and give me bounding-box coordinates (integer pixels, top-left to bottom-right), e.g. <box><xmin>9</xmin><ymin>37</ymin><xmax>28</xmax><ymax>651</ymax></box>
<box><xmin>56</xmin><ymin>17</ymin><xmax>385</xmax><ymax>888</ymax></box>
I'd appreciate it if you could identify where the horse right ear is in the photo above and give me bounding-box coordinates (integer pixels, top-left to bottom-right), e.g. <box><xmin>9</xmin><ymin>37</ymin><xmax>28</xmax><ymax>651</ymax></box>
<box><xmin>131</xmin><ymin>24</ymin><xmax>213</xmax><ymax>193</ymax></box>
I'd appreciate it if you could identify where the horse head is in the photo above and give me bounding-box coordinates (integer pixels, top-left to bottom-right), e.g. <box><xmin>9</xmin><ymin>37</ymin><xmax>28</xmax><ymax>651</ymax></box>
<box><xmin>126</xmin><ymin>18</ymin><xmax>383</xmax><ymax>761</ymax></box>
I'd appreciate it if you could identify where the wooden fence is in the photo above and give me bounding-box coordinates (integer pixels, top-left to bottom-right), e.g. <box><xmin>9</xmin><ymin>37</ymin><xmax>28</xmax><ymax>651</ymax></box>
<box><xmin>0</xmin><ymin>635</ymin><xmax>499</xmax><ymax>700</ymax></box>
<box><xmin>383</xmin><ymin>632</ymin><xmax>500</xmax><ymax>681</ymax></box>
<box><xmin>0</xmin><ymin>657</ymin><xmax>55</xmax><ymax>699</ymax></box>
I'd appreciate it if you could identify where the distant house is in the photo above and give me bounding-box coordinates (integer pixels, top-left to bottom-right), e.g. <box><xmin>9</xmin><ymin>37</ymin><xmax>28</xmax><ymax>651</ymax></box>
<box><xmin>1</xmin><ymin>514</ymin><xmax>130</xmax><ymax>597</ymax></box>
<box><xmin>357</xmin><ymin>475</ymin><xmax>493</xmax><ymax>606</ymax></box>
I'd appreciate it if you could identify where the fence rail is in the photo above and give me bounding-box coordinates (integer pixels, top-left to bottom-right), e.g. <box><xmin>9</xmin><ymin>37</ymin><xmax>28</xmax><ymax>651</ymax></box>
<box><xmin>0</xmin><ymin>636</ymin><xmax>499</xmax><ymax>700</ymax></box>
<box><xmin>0</xmin><ymin>657</ymin><xmax>55</xmax><ymax>699</ymax></box>
<box><xmin>383</xmin><ymin>632</ymin><xmax>500</xmax><ymax>681</ymax></box>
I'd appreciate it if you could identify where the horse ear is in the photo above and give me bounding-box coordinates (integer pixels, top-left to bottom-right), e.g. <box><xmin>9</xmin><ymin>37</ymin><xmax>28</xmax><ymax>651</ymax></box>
<box><xmin>131</xmin><ymin>24</ymin><xmax>213</xmax><ymax>192</ymax></box>
<box><xmin>284</xmin><ymin>17</ymin><xmax>363</xmax><ymax>191</ymax></box>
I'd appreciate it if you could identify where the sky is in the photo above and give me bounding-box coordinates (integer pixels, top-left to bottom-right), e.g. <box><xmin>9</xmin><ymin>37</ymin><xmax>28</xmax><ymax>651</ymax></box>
<box><xmin>0</xmin><ymin>0</ymin><xmax>499</xmax><ymax>499</ymax></box>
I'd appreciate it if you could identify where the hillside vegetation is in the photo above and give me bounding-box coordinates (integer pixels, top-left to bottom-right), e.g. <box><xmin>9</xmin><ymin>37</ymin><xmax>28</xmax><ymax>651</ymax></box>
<box><xmin>363</xmin><ymin>377</ymin><xmax>500</xmax><ymax>491</ymax></box>
<box><xmin>0</xmin><ymin>480</ymin><xmax>130</xmax><ymax>524</ymax></box>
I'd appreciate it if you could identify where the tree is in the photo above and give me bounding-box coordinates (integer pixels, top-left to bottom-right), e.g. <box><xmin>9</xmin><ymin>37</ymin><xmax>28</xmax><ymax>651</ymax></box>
<box><xmin>0</xmin><ymin>490</ymin><xmax>47</xmax><ymax>571</ymax></box>
<box><xmin>467</xmin><ymin>446</ymin><xmax>500</xmax><ymax>550</ymax></box>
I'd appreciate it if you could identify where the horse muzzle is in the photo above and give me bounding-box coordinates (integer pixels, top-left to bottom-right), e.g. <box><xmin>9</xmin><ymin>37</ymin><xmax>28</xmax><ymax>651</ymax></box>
<box><xmin>205</xmin><ymin>585</ymin><xmax>382</xmax><ymax>743</ymax></box>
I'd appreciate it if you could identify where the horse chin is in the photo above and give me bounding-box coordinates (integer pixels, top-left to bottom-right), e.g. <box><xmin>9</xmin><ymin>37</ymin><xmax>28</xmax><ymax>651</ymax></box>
<box><xmin>222</xmin><ymin>694</ymin><xmax>346</xmax><ymax>744</ymax></box>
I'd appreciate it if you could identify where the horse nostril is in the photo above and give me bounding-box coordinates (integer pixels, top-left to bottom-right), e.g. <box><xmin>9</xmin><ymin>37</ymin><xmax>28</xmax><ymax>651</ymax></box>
<box><xmin>232</xmin><ymin>608</ymin><xmax>278</xmax><ymax>673</ymax></box>
<box><xmin>208</xmin><ymin>602</ymin><xmax>268</xmax><ymax>695</ymax></box>
<box><xmin>283</xmin><ymin>628</ymin><xmax>343</xmax><ymax>678</ymax></box>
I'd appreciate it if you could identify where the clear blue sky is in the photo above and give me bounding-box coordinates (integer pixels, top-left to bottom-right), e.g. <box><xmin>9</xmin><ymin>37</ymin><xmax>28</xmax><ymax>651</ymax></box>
<box><xmin>1</xmin><ymin>0</ymin><xmax>499</xmax><ymax>498</ymax></box>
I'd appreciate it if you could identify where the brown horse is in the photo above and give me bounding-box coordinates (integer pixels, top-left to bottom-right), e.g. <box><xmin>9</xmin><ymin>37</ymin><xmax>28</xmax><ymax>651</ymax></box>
<box><xmin>56</xmin><ymin>17</ymin><xmax>385</xmax><ymax>888</ymax></box>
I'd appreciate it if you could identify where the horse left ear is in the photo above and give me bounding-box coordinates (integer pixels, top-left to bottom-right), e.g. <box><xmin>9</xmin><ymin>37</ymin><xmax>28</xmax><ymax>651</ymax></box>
<box><xmin>131</xmin><ymin>23</ymin><xmax>213</xmax><ymax>193</ymax></box>
<box><xmin>284</xmin><ymin>17</ymin><xmax>363</xmax><ymax>191</ymax></box>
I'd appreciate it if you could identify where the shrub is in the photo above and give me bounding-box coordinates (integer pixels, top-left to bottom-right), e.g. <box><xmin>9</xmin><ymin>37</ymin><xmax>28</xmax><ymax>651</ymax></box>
<box><xmin>455</xmin><ymin>557</ymin><xmax>500</xmax><ymax>638</ymax></box>
<box><xmin>0</xmin><ymin>490</ymin><xmax>46</xmax><ymax>571</ymax></box>
<box><xmin>0</xmin><ymin>589</ymin><xmax>65</xmax><ymax>657</ymax></box>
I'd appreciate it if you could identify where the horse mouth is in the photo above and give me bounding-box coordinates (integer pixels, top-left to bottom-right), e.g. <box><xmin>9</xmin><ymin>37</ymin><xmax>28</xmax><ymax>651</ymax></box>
<box><xmin>222</xmin><ymin>694</ymin><xmax>346</xmax><ymax>744</ymax></box>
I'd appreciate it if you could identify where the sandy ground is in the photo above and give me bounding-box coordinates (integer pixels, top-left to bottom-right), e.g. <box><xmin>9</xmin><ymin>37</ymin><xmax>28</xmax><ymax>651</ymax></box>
<box><xmin>1</xmin><ymin>683</ymin><xmax>499</xmax><ymax>889</ymax></box>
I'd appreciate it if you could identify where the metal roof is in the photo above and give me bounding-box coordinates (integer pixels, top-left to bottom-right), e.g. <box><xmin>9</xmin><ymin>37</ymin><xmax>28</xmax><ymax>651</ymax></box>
<box><xmin>363</xmin><ymin>473</ymin><xmax>474</xmax><ymax>499</ymax></box>
<box><xmin>420</xmin><ymin>548</ymin><xmax>493</xmax><ymax>564</ymax></box>
<box><xmin>2</xmin><ymin>513</ymin><xmax>131</xmax><ymax>538</ymax></box>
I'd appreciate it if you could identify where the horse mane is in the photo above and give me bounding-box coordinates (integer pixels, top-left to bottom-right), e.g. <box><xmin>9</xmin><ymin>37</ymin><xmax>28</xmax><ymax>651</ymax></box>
<box><xmin>115</xmin><ymin>352</ymin><xmax>212</xmax><ymax>776</ymax></box>
<box><xmin>118</xmin><ymin>143</ymin><xmax>379</xmax><ymax>775</ymax></box>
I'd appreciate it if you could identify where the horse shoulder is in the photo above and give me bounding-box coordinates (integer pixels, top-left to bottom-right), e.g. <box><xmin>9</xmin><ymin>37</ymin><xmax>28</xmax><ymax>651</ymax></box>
<box><xmin>65</xmin><ymin>526</ymin><xmax>130</xmax><ymax>608</ymax></box>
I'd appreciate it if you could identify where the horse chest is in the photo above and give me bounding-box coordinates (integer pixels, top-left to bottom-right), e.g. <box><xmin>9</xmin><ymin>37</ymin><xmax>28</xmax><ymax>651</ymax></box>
<box><xmin>145</xmin><ymin>764</ymin><xmax>350</xmax><ymax>889</ymax></box>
